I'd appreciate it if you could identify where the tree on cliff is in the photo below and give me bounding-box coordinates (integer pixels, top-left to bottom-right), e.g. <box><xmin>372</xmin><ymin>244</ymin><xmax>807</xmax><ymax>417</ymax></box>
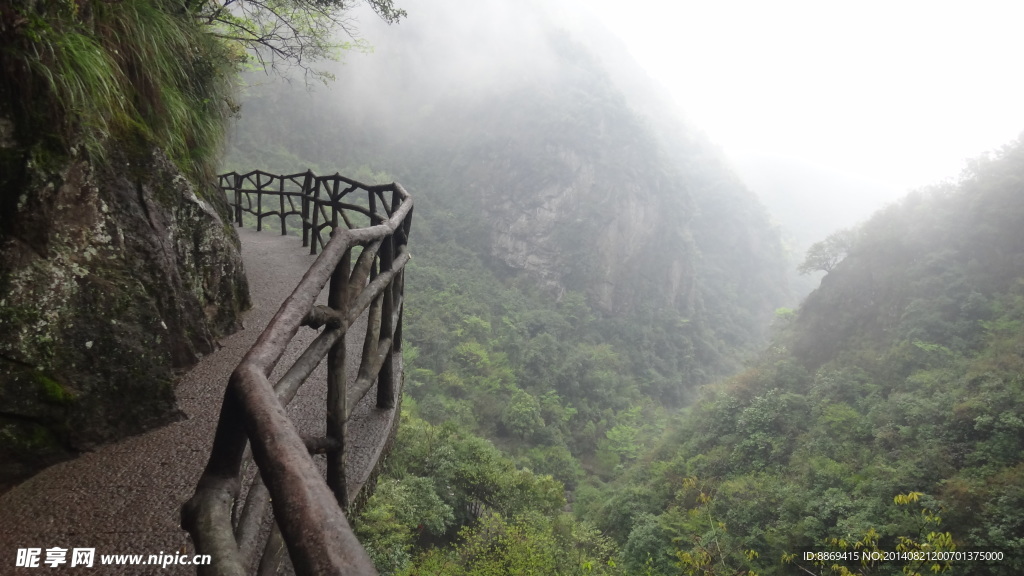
<box><xmin>192</xmin><ymin>0</ymin><xmax>406</xmax><ymax>80</ymax></box>
<box><xmin>798</xmin><ymin>228</ymin><xmax>856</xmax><ymax>275</ymax></box>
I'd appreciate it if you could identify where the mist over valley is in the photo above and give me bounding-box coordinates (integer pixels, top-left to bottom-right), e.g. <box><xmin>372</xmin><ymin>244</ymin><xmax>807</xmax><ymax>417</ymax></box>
<box><xmin>2</xmin><ymin>0</ymin><xmax>1022</xmax><ymax>573</ymax></box>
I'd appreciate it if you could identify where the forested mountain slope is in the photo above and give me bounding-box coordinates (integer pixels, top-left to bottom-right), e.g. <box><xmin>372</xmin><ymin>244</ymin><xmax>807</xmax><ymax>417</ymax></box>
<box><xmin>591</xmin><ymin>137</ymin><xmax>1024</xmax><ymax>575</ymax></box>
<box><xmin>227</xmin><ymin>0</ymin><xmax>790</xmax><ymax>390</ymax></box>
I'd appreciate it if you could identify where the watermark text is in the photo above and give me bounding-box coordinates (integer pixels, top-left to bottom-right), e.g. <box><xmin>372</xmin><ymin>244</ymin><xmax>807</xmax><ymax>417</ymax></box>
<box><xmin>15</xmin><ymin>548</ymin><xmax>211</xmax><ymax>569</ymax></box>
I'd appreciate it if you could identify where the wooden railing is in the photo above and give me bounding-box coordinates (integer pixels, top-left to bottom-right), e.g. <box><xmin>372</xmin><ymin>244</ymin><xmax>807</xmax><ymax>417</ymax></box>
<box><xmin>182</xmin><ymin>170</ymin><xmax>412</xmax><ymax>575</ymax></box>
<box><xmin>219</xmin><ymin>169</ymin><xmax>402</xmax><ymax>254</ymax></box>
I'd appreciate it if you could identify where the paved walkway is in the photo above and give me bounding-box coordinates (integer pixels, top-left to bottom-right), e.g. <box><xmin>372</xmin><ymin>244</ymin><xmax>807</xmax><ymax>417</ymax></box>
<box><xmin>0</xmin><ymin>228</ymin><xmax>392</xmax><ymax>574</ymax></box>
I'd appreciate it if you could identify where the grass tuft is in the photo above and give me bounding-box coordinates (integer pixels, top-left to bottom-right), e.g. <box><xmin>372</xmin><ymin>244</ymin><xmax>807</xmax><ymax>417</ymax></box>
<box><xmin>1</xmin><ymin>0</ymin><xmax>237</xmax><ymax>185</ymax></box>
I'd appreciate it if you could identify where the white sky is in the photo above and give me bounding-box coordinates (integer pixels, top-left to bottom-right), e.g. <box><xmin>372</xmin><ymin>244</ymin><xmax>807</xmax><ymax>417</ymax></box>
<box><xmin>583</xmin><ymin>0</ymin><xmax>1024</xmax><ymax>195</ymax></box>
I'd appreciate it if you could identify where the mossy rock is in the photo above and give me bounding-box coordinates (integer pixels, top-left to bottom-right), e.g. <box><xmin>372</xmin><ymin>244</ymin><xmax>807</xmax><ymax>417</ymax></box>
<box><xmin>0</xmin><ymin>144</ymin><xmax>248</xmax><ymax>489</ymax></box>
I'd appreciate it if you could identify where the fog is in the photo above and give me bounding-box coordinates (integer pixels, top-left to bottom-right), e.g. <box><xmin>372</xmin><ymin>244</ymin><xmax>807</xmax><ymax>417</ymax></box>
<box><xmin>240</xmin><ymin>0</ymin><xmax>1024</xmax><ymax>252</ymax></box>
<box><xmin>584</xmin><ymin>0</ymin><xmax>1024</xmax><ymax>227</ymax></box>
<box><xmin>305</xmin><ymin>0</ymin><xmax>670</xmax><ymax>126</ymax></box>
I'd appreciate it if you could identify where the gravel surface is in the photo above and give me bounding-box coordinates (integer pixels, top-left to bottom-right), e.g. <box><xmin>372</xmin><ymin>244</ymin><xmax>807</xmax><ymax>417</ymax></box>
<box><xmin>0</xmin><ymin>228</ymin><xmax>401</xmax><ymax>574</ymax></box>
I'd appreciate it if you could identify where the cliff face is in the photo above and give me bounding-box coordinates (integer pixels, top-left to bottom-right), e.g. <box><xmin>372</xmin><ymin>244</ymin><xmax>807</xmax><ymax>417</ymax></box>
<box><xmin>463</xmin><ymin>121</ymin><xmax>696</xmax><ymax>316</ymax></box>
<box><xmin>428</xmin><ymin>52</ymin><xmax>782</xmax><ymax>341</ymax></box>
<box><xmin>0</xmin><ymin>133</ymin><xmax>249</xmax><ymax>487</ymax></box>
<box><xmin>460</xmin><ymin>121</ymin><xmax>781</xmax><ymax>347</ymax></box>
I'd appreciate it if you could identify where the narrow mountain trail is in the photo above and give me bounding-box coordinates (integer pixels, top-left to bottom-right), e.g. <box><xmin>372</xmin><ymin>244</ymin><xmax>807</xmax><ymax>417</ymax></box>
<box><xmin>0</xmin><ymin>228</ymin><xmax>377</xmax><ymax>574</ymax></box>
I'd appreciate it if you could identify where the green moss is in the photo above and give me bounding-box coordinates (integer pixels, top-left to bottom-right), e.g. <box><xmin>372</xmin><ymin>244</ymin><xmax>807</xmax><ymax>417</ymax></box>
<box><xmin>33</xmin><ymin>371</ymin><xmax>74</xmax><ymax>405</ymax></box>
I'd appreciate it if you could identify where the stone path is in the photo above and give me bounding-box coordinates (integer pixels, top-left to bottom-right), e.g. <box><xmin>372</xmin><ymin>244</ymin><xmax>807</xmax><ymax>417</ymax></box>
<box><xmin>0</xmin><ymin>228</ymin><xmax>394</xmax><ymax>574</ymax></box>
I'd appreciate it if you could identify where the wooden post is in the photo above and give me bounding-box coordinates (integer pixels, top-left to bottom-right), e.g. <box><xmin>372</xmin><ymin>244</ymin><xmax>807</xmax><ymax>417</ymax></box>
<box><xmin>233</xmin><ymin>173</ymin><xmax>242</xmax><ymax>227</ymax></box>
<box><xmin>391</xmin><ymin>188</ymin><xmax>401</xmax><ymax>222</ymax></box>
<box><xmin>279</xmin><ymin>176</ymin><xmax>287</xmax><ymax>235</ymax></box>
<box><xmin>310</xmin><ymin>178</ymin><xmax>320</xmax><ymax>255</ymax></box>
<box><xmin>256</xmin><ymin>173</ymin><xmax>265</xmax><ymax>232</ymax></box>
<box><xmin>377</xmin><ymin>234</ymin><xmax>395</xmax><ymax>409</ymax></box>
<box><xmin>393</xmin><ymin>265</ymin><xmax>405</xmax><ymax>356</ymax></box>
<box><xmin>331</xmin><ymin>177</ymin><xmax>341</xmax><ymax>230</ymax></box>
<box><xmin>326</xmin><ymin>243</ymin><xmax>351</xmax><ymax>509</ymax></box>
<box><xmin>402</xmin><ymin>206</ymin><xmax>413</xmax><ymax>245</ymax></box>
<box><xmin>391</xmin><ymin>207</ymin><xmax>411</xmax><ymax>358</ymax></box>
<box><xmin>302</xmin><ymin>171</ymin><xmax>312</xmax><ymax>248</ymax></box>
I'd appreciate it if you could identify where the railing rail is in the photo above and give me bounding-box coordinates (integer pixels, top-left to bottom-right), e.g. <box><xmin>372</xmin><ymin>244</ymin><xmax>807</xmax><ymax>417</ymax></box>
<box><xmin>182</xmin><ymin>170</ymin><xmax>413</xmax><ymax>575</ymax></box>
<box><xmin>220</xmin><ymin>169</ymin><xmax>402</xmax><ymax>255</ymax></box>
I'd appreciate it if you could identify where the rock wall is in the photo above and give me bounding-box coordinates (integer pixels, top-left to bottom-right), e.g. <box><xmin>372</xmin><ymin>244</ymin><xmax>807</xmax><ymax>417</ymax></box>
<box><xmin>469</xmin><ymin>140</ymin><xmax>698</xmax><ymax>316</ymax></box>
<box><xmin>0</xmin><ymin>136</ymin><xmax>250</xmax><ymax>489</ymax></box>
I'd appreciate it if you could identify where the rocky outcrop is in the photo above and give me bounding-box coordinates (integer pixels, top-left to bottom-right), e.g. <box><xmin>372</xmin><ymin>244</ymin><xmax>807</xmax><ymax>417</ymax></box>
<box><xmin>0</xmin><ymin>138</ymin><xmax>250</xmax><ymax>489</ymax></box>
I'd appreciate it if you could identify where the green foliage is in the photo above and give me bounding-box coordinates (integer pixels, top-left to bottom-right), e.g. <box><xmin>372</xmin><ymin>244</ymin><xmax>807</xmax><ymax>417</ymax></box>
<box><xmin>621</xmin><ymin>513</ymin><xmax>676</xmax><ymax>575</ymax></box>
<box><xmin>355</xmin><ymin>412</ymin><xmax>598</xmax><ymax>574</ymax></box>
<box><xmin>382</xmin><ymin>198</ymin><xmax>678</xmax><ymax>473</ymax></box>
<box><xmin>2</xmin><ymin>0</ymin><xmax>237</xmax><ymax>183</ymax></box>
<box><xmin>29</xmin><ymin>28</ymin><xmax>124</xmax><ymax>153</ymax></box>
<box><xmin>784</xmin><ymin>492</ymin><xmax>957</xmax><ymax>576</ymax></box>
<box><xmin>194</xmin><ymin>0</ymin><xmax>404</xmax><ymax>81</ymax></box>
<box><xmin>501</xmin><ymin>388</ymin><xmax>544</xmax><ymax>440</ymax></box>
<box><xmin>363</xmin><ymin>413</ymin><xmax>565</xmax><ymax>533</ymax></box>
<box><xmin>355</xmin><ymin>476</ymin><xmax>455</xmax><ymax>574</ymax></box>
<box><xmin>522</xmin><ymin>444</ymin><xmax>583</xmax><ymax>490</ymax></box>
<box><xmin>400</xmin><ymin>512</ymin><xmax>622</xmax><ymax>576</ymax></box>
<box><xmin>798</xmin><ymin>228</ymin><xmax>856</xmax><ymax>274</ymax></box>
